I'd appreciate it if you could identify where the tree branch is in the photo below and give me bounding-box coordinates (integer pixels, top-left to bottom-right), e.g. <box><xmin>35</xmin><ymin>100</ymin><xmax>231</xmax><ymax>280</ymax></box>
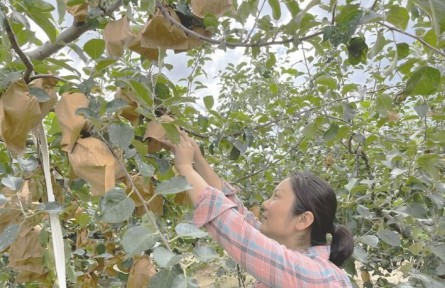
<box><xmin>156</xmin><ymin>1</ymin><xmax>323</xmax><ymax>48</ymax></box>
<box><xmin>29</xmin><ymin>74</ymin><xmax>69</xmax><ymax>83</ymax></box>
<box><xmin>1</xmin><ymin>6</ymin><xmax>34</xmax><ymax>83</ymax></box>
<box><xmin>378</xmin><ymin>21</ymin><xmax>445</xmax><ymax>57</ymax></box>
<box><xmin>27</xmin><ymin>0</ymin><xmax>124</xmax><ymax>61</ymax></box>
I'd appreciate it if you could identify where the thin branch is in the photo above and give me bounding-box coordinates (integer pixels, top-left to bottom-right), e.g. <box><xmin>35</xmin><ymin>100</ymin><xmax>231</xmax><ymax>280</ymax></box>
<box><xmin>27</xmin><ymin>0</ymin><xmax>124</xmax><ymax>61</ymax></box>
<box><xmin>378</xmin><ymin>21</ymin><xmax>445</xmax><ymax>57</ymax></box>
<box><xmin>1</xmin><ymin>6</ymin><xmax>34</xmax><ymax>83</ymax></box>
<box><xmin>29</xmin><ymin>74</ymin><xmax>69</xmax><ymax>83</ymax></box>
<box><xmin>156</xmin><ymin>1</ymin><xmax>323</xmax><ymax>48</ymax></box>
<box><xmin>244</xmin><ymin>0</ymin><xmax>267</xmax><ymax>42</ymax></box>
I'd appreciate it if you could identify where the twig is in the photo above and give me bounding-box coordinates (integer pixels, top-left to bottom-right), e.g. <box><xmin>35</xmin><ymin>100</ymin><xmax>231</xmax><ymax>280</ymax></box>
<box><xmin>155</xmin><ymin>1</ymin><xmax>323</xmax><ymax>48</ymax></box>
<box><xmin>29</xmin><ymin>74</ymin><xmax>69</xmax><ymax>83</ymax></box>
<box><xmin>378</xmin><ymin>21</ymin><xmax>445</xmax><ymax>57</ymax></box>
<box><xmin>100</xmin><ymin>135</ymin><xmax>173</xmax><ymax>252</ymax></box>
<box><xmin>0</xmin><ymin>6</ymin><xmax>34</xmax><ymax>83</ymax></box>
<box><xmin>244</xmin><ymin>0</ymin><xmax>267</xmax><ymax>43</ymax></box>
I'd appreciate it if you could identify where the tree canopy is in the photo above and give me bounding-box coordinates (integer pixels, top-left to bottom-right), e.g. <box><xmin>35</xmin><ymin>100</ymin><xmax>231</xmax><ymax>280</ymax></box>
<box><xmin>0</xmin><ymin>0</ymin><xmax>444</xmax><ymax>287</ymax></box>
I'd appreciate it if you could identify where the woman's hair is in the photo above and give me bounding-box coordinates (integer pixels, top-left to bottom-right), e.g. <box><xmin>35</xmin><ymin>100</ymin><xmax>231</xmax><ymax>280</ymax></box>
<box><xmin>289</xmin><ymin>172</ymin><xmax>354</xmax><ymax>267</ymax></box>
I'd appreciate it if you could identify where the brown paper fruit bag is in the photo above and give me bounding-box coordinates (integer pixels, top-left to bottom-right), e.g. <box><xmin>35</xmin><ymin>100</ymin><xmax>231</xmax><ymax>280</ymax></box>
<box><xmin>126</xmin><ymin>256</ymin><xmax>156</xmax><ymax>288</ymax></box>
<box><xmin>143</xmin><ymin>115</ymin><xmax>177</xmax><ymax>153</ymax></box>
<box><xmin>29</xmin><ymin>77</ymin><xmax>59</xmax><ymax>119</ymax></box>
<box><xmin>0</xmin><ymin>80</ymin><xmax>42</xmax><ymax>154</ymax></box>
<box><xmin>68</xmin><ymin>137</ymin><xmax>119</xmax><ymax>196</ymax></box>
<box><xmin>7</xmin><ymin>225</ymin><xmax>47</xmax><ymax>283</ymax></box>
<box><xmin>140</xmin><ymin>8</ymin><xmax>189</xmax><ymax>50</ymax></box>
<box><xmin>114</xmin><ymin>88</ymin><xmax>140</xmax><ymax>125</ymax></box>
<box><xmin>128</xmin><ymin>29</ymin><xmax>160</xmax><ymax>61</ymax></box>
<box><xmin>104</xmin><ymin>16</ymin><xmax>134</xmax><ymax>57</ymax></box>
<box><xmin>55</xmin><ymin>92</ymin><xmax>89</xmax><ymax>153</ymax></box>
<box><xmin>124</xmin><ymin>175</ymin><xmax>163</xmax><ymax>215</ymax></box>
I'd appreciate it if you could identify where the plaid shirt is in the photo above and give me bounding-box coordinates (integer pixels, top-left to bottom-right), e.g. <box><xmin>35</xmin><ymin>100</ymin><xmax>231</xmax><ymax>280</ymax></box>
<box><xmin>193</xmin><ymin>182</ymin><xmax>353</xmax><ymax>288</ymax></box>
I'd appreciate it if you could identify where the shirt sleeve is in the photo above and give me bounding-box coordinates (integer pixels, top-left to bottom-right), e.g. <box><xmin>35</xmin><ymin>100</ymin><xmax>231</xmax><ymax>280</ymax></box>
<box><xmin>193</xmin><ymin>187</ymin><xmax>351</xmax><ymax>288</ymax></box>
<box><xmin>220</xmin><ymin>181</ymin><xmax>261</xmax><ymax>230</ymax></box>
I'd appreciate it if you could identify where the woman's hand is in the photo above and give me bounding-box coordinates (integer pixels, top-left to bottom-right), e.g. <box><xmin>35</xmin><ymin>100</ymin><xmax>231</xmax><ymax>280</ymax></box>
<box><xmin>172</xmin><ymin>131</ymin><xmax>195</xmax><ymax>173</ymax></box>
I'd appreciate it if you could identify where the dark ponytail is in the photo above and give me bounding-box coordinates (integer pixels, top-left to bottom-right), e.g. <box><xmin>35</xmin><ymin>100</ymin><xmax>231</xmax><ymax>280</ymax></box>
<box><xmin>329</xmin><ymin>224</ymin><xmax>354</xmax><ymax>267</ymax></box>
<box><xmin>290</xmin><ymin>172</ymin><xmax>354</xmax><ymax>267</ymax></box>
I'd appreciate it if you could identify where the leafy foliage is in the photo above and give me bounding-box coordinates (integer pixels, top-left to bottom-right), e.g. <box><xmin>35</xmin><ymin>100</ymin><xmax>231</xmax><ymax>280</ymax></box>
<box><xmin>0</xmin><ymin>0</ymin><xmax>444</xmax><ymax>287</ymax></box>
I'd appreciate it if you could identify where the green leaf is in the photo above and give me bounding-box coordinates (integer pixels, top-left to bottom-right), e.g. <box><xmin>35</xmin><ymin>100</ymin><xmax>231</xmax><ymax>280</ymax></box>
<box><xmin>150</xmin><ymin>267</ymin><xmax>182</xmax><ymax>288</ymax></box>
<box><xmin>108</xmin><ymin>123</ymin><xmax>134</xmax><ymax>149</ymax></box>
<box><xmin>323</xmin><ymin>124</ymin><xmax>339</xmax><ymax>141</ymax></box>
<box><xmin>266</xmin><ymin>53</ymin><xmax>276</xmax><ymax>69</ymax></box>
<box><xmin>155</xmin><ymin>176</ymin><xmax>192</xmax><ymax>195</ymax></box>
<box><xmin>106</xmin><ymin>99</ymin><xmax>129</xmax><ymax>114</ymax></box>
<box><xmin>268</xmin><ymin>0</ymin><xmax>281</xmax><ymax>20</ymax></box>
<box><xmin>414</xmin><ymin>102</ymin><xmax>429</xmax><ymax>118</ymax></box>
<box><xmin>203</xmin><ymin>96</ymin><xmax>214</xmax><ymax>110</ymax></box>
<box><xmin>357</xmin><ymin>205</ymin><xmax>372</xmax><ymax>219</ymax></box>
<box><xmin>193</xmin><ymin>246</ymin><xmax>219</xmax><ymax>262</ymax></box>
<box><xmin>353</xmin><ymin>245</ymin><xmax>368</xmax><ymax>263</ymax></box>
<box><xmin>368</xmin><ymin>30</ymin><xmax>385</xmax><ymax>59</ymax></box>
<box><xmin>229</xmin><ymin>146</ymin><xmax>240</xmax><ymax>160</ymax></box>
<box><xmin>396</xmin><ymin>43</ymin><xmax>409</xmax><ymax>59</ymax></box>
<box><xmin>95</xmin><ymin>59</ymin><xmax>116</xmax><ymax>72</ymax></box>
<box><xmin>100</xmin><ymin>188</ymin><xmax>135</xmax><ymax>223</ymax></box>
<box><xmin>1</xmin><ymin>175</ymin><xmax>24</xmax><ymax>191</ymax></box>
<box><xmin>386</xmin><ymin>5</ymin><xmax>409</xmax><ymax>30</ymax></box>
<box><xmin>377</xmin><ymin>229</ymin><xmax>401</xmax><ymax>246</ymax></box>
<box><xmin>283</xmin><ymin>0</ymin><xmax>300</xmax><ymax>17</ymax></box>
<box><xmin>314</xmin><ymin>75</ymin><xmax>337</xmax><ymax>89</ymax></box>
<box><xmin>405</xmin><ymin>66</ymin><xmax>441</xmax><ymax>96</ymax></box>
<box><xmin>137</xmin><ymin>161</ymin><xmax>155</xmax><ymax>177</ymax></box>
<box><xmin>122</xmin><ymin>225</ymin><xmax>158</xmax><ymax>256</ymax></box>
<box><xmin>25</xmin><ymin>9</ymin><xmax>57</xmax><ymax>42</ymax></box>
<box><xmin>417</xmin><ymin>154</ymin><xmax>440</xmax><ymax>181</ymax></box>
<box><xmin>203</xmin><ymin>13</ymin><xmax>218</xmax><ymax>28</ymax></box>
<box><xmin>37</xmin><ymin>201</ymin><xmax>64</xmax><ymax>214</ymax></box>
<box><xmin>375</xmin><ymin>94</ymin><xmax>393</xmax><ymax>117</ymax></box>
<box><xmin>84</xmin><ymin>39</ymin><xmax>105</xmax><ymax>60</ymax></box>
<box><xmin>347</xmin><ymin>37</ymin><xmax>368</xmax><ymax>65</ymax></box>
<box><xmin>162</xmin><ymin>123</ymin><xmax>180</xmax><ymax>145</ymax></box>
<box><xmin>359</xmin><ymin>235</ymin><xmax>379</xmax><ymax>248</ymax></box>
<box><xmin>18</xmin><ymin>157</ymin><xmax>38</xmax><ymax>172</ymax></box>
<box><xmin>175</xmin><ymin>223</ymin><xmax>207</xmax><ymax>239</ymax></box>
<box><xmin>129</xmin><ymin>80</ymin><xmax>153</xmax><ymax>107</ymax></box>
<box><xmin>153</xmin><ymin>247</ymin><xmax>182</xmax><ymax>268</ymax></box>
<box><xmin>0</xmin><ymin>224</ymin><xmax>20</xmax><ymax>252</ymax></box>
<box><xmin>230</xmin><ymin>138</ymin><xmax>248</xmax><ymax>154</ymax></box>
<box><xmin>56</xmin><ymin>0</ymin><xmax>66</xmax><ymax>24</ymax></box>
<box><xmin>302</xmin><ymin>122</ymin><xmax>318</xmax><ymax>139</ymax></box>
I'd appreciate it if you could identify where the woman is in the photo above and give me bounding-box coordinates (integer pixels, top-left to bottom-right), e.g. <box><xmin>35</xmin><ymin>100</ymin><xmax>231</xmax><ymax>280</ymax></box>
<box><xmin>168</xmin><ymin>132</ymin><xmax>354</xmax><ymax>287</ymax></box>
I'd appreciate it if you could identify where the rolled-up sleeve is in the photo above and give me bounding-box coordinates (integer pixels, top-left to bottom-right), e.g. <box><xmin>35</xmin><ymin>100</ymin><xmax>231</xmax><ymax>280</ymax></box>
<box><xmin>221</xmin><ymin>181</ymin><xmax>261</xmax><ymax>229</ymax></box>
<box><xmin>193</xmin><ymin>187</ymin><xmax>237</xmax><ymax>227</ymax></box>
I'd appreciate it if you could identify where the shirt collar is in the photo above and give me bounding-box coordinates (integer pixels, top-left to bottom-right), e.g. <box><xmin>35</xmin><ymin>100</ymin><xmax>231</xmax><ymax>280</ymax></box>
<box><xmin>303</xmin><ymin>245</ymin><xmax>330</xmax><ymax>260</ymax></box>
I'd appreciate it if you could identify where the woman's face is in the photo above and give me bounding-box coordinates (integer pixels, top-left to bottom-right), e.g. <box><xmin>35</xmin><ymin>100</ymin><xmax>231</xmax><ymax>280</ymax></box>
<box><xmin>260</xmin><ymin>178</ymin><xmax>300</xmax><ymax>242</ymax></box>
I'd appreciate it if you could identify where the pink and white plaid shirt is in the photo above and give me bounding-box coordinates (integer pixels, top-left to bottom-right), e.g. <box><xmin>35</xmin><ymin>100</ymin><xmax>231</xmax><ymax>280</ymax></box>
<box><xmin>193</xmin><ymin>182</ymin><xmax>353</xmax><ymax>288</ymax></box>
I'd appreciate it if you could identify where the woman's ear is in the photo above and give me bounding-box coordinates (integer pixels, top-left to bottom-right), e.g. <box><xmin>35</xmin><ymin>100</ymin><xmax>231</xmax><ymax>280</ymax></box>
<box><xmin>295</xmin><ymin>211</ymin><xmax>314</xmax><ymax>231</ymax></box>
